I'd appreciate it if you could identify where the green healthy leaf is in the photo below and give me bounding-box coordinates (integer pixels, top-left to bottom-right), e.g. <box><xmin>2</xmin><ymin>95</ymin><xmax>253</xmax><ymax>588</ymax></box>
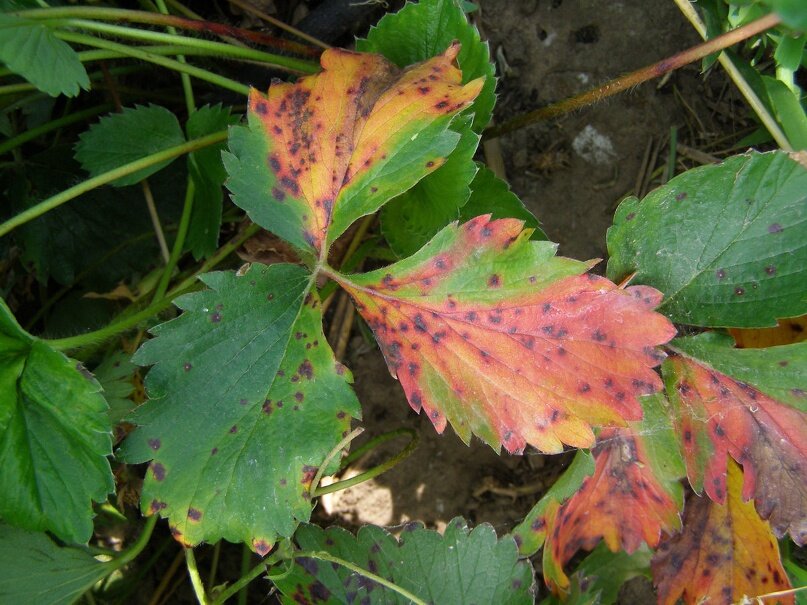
<box><xmin>275</xmin><ymin>517</ymin><xmax>534</xmax><ymax>604</ymax></box>
<box><xmin>762</xmin><ymin>76</ymin><xmax>807</xmax><ymax>150</ymax></box>
<box><xmin>380</xmin><ymin>116</ymin><xmax>479</xmax><ymax>257</ymax></box>
<box><xmin>0</xmin><ymin>15</ymin><xmax>89</xmax><ymax>97</ymax></box>
<box><xmin>607</xmin><ymin>150</ymin><xmax>807</xmax><ymax>328</ymax></box>
<box><xmin>769</xmin><ymin>0</ymin><xmax>807</xmax><ymax>29</ymax></box>
<box><xmin>0</xmin><ymin>524</ymin><xmax>112</xmax><ymax>605</ymax></box>
<box><xmin>459</xmin><ymin>163</ymin><xmax>546</xmax><ymax>239</ymax></box>
<box><xmin>357</xmin><ymin>0</ymin><xmax>497</xmax><ymax>133</ymax></box>
<box><xmin>120</xmin><ymin>264</ymin><xmax>360</xmax><ymax>552</ymax></box>
<box><xmin>540</xmin><ymin>543</ymin><xmax>652</xmax><ymax>605</ymax></box>
<box><xmin>0</xmin><ymin>300</ymin><xmax>113</xmax><ymax>544</ymax></box>
<box><xmin>186</xmin><ymin>104</ymin><xmax>232</xmax><ymax>259</ymax></box>
<box><xmin>224</xmin><ymin>44</ymin><xmax>482</xmax><ymax>258</ymax></box>
<box><xmin>74</xmin><ymin>105</ymin><xmax>186</xmax><ymax>187</ymax></box>
<box><xmin>512</xmin><ymin>450</ymin><xmax>595</xmax><ymax>557</ymax></box>
<box><xmin>333</xmin><ymin>216</ymin><xmax>676</xmax><ymax>455</ymax></box>
<box><xmin>93</xmin><ymin>351</ymin><xmax>136</xmax><ymax>425</ymax></box>
<box><xmin>664</xmin><ymin>332</ymin><xmax>807</xmax><ymax>543</ymax></box>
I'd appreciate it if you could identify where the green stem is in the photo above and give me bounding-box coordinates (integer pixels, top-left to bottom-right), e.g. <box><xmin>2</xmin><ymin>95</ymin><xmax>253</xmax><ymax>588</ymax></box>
<box><xmin>153</xmin><ymin>178</ymin><xmax>194</xmax><ymax>302</ymax></box>
<box><xmin>484</xmin><ymin>12</ymin><xmax>782</xmax><ymax>139</ymax></box>
<box><xmin>237</xmin><ymin>545</ymin><xmax>251</xmax><ymax>605</ymax></box>
<box><xmin>50</xmin><ymin>19</ymin><xmax>317</xmax><ymax>74</ymax></box>
<box><xmin>0</xmin><ymin>130</ymin><xmax>226</xmax><ymax>238</ymax></box>
<box><xmin>0</xmin><ymin>103</ymin><xmax>111</xmax><ymax>156</ymax></box>
<box><xmin>154</xmin><ymin>0</ymin><xmax>195</xmax><ymax>114</ymax></box>
<box><xmin>54</xmin><ymin>31</ymin><xmax>250</xmax><ymax>96</ymax></box>
<box><xmin>312</xmin><ymin>428</ymin><xmax>419</xmax><ymax>496</ymax></box>
<box><xmin>210</xmin><ymin>561</ymin><xmax>268</xmax><ymax>605</ymax></box>
<box><xmin>293</xmin><ymin>551</ymin><xmax>427</xmax><ymax>605</ymax></box>
<box><xmin>185</xmin><ymin>549</ymin><xmax>210</xmax><ymax>605</ymax></box>
<box><xmin>311</xmin><ymin>427</ymin><xmax>364</xmax><ymax>497</ymax></box>
<box><xmin>109</xmin><ymin>515</ymin><xmax>158</xmax><ymax>571</ymax></box>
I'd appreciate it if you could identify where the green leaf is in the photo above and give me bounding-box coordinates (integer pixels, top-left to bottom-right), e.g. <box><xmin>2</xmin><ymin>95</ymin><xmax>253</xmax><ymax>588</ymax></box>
<box><xmin>274</xmin><ymin>517</ymin><xmax>534</xmax><ymax>604</ymax></box>
<box><xmin>120</xmin><ymin>263</ymin><xmax>360</xmax><ymax>551</ymax></box>
<box><xmin>0</xmin><ymin>15</ymin><xmax>89</xmax><ymax>97</ymax></box>
<box><xmin>762</xmin><ymin>76</ymin><xmax>807</xmax><ymax>149</ymax></box>
<box><xmin>93</xmin><ymin>351</ymin><xmax>136</xmax><ymax>425</ymax></box>
<box><xmin>607</xmin><ymin>150</ymin><xmax>807</xmax><ymax>328</ymax></box>
<box><xmin>769</xmin><ymin>0</ymin><xmax>807</xmax><ymax>29</ymax></box>
<box><xmin>74</xmin><ymin>105</ymin><xmax>186</xmax><ymax>187</ymax></box>
<box><xmin>357</xmin><ymin>0</ymin><xmax>497</xmax><ymax>133</ymax></box>
<box><xmin>0</xmin><ymin>300</ymin><xmax>113</xmax><ymax>544</ymax></box>
<box><xmin>380</xmin><ymin>116</ymin><xmax>479</xmax><ymax>257</ymax></box>
<box><xmin>459</xmin><ymin>163</ymin><xmax>546</xmax><ymax>239</ymax></box>
<box><xmin>511</xmin><ymin>450</ymin><xmax>595</xmax><ymax>557</ymax></box>
<box><xmin>185</xmin><ymin>104</ymin><xmax>232</xmax><ymax>260</ymax></box>
<box><xmin>0</xmin><ymin>524</ymin><xmax>112</xmax><ymax>605</ymax></box>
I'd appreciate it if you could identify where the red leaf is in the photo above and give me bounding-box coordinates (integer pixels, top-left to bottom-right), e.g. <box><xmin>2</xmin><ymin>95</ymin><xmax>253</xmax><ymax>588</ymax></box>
<box><xmin>665</xmin><ymin>353</ymin><xmax>807</xmax><ymax>544</ymax></box>
<box><xmin>652</xmin><ymin>460</ymin><xmax>793</xmax><ymax>605</ymax></box>
<box><xmin>330</xmin><ymin>216</ymin><xmax>676</xmax><ymax>454</ymax></box>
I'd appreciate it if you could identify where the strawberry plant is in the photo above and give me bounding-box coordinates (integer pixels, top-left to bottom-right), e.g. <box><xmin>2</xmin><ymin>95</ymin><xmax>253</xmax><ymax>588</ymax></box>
<box><xmin>0</xmin><ymin>1</ymin><xmax>806</xmax><ymax>604</ymax></box>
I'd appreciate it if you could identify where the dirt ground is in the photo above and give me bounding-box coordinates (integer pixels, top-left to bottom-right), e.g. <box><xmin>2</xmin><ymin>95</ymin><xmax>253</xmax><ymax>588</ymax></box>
<box><xmin>312</xmin><ymin>0</ymin><xmax>735</xmax><ymax>600</ymax></box>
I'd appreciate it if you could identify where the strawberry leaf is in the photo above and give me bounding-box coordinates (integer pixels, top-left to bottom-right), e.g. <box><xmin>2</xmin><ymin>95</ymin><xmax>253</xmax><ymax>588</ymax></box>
<box><xmin>663</xmin><ymin>332</ymin><xmax>807</xmax><ymax>544</ymax></box>
<box><xmin>356</xmin><ymin>0</ymin><xmax>497</xmax><ymax>133</ymax></box>
<box><xmin>224</xmin><ymin>44</ymin><xmax>482</xmax><ymax>258</ymax></box>
<box><xmin>652</xmin><ymin>460</ymin><xmax>793</xmax><ymax>605</ymax></box>
<box><xmin>541</xmin><ymin>395</ymin><xmax>684</xmax><ymax>595</ymax></box>
<box><xmin>0</xmin><ymin>300</ymin><xmax>113</xmax><ymax>544</ymax></box>
<box><xmin>331</xmin><ymin>215</ymin><xmax>676</xmax><ymax>454</ymax></box>
<box><xmin>74</xmin><ymin>105</ymin><xmax>186</xmax><ymax>187</ymax></box>
<box><xmin>120</xmin><ymin>264</ymin><xmax>360</xmax><ymax>551</ymax></box>
<box><xmin>274</xmin><ymin>518</ymin><xmax>534</xmax><ymax>604</ymax></box>
<box><xmin>607</xmin><ymin>150</ymin><xmax>807</xmax><ymax>328</ymax></box>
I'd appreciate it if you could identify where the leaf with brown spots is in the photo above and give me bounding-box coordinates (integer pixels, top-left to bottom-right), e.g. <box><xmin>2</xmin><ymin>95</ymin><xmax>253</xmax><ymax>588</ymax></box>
<box><xmin>664</xmin><ymin>332</ymin><xmax>807</xmax><ymax>544</ymax></box>
<box><xmin>329</xmin><ymin>215</ymin><xmax>676</xmax><ymax>454</ymax></box>
<box><xmin>652</xmin><ymin>460</ymin><xmax>793</xmax><ymax>605</ymax></box>
<box><xmin>274</xmin><ymin>517</ymin><xmax>534</xmax><ymax>604</ymax></box>
<box><xmin>224</xmin><ymin>43</ymin><xmax>483</xmax><ymax>259</ymax></box>
<box><xmin>541</xmin><ymin>395</ymin><xmax>685</xmax><ymax>596</ymax></box>
<box><xmin>120</xmin><ymin>263</ymin><xmax>360</xmax><ymax>551</ymax></box>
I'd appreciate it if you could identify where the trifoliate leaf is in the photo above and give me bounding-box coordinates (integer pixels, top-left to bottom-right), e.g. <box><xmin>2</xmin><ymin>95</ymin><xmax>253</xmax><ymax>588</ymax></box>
<box><xmin>0</xmin><ymin>15</ymin><xmax>89</xmax><ymax>97</ymax></box>
<box><xmin>331</xmin><ymin>216</ymin><xmax>676</xmax><ymax>454</ymax></box>
<box><xmin>223</xmin><ymin>43</ymin><xmax>483</xmax><ymax>258</ymax></box>
<box><xmin>664</xmin><ymin>332</ymin><xmax>807</xmax><ymax>544</ymax></box>
<box><xmin>607</xmin><ymin>150</ymin><xmax>807</xmax><ymax>328</ymax></box>
<box><xmin>274</xmin><ymin>518</ymin><xmax>534</xmax><ymax>604</ymax></box>
<box><xmin>0</xmin><ymin>300</ymin><xmax>113</xmax><ymax>544</ymax></box>
<box><xmin>652</xmin><ymin>460</ymin><xmax>792</xmax><ymax>605</ymax></box>
<box><xmin>0</xmin><ymin>524</ymin><xmax>112</xmax><ymax>605</ymax></box>
<box><xmin>120</xmin><ymin>263</ymin><xmax>360</xmax><ymax>552</ymax></box>
<box><xmin>74</xmin><ymin>105</ymin><xmax>185</xmax><ymax>187</ymax></box>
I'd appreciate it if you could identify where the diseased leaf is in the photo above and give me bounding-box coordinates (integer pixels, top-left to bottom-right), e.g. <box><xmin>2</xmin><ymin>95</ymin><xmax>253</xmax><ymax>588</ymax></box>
<box><xmin>224</xmin><ymin>43</ymin><xmax>483</xmax><ymax>257</ymax></box>
<box><xmin>274</xmin><ymin>517</ymin><xmax>534</xmax><ymax>604</ymax></box>
<box><xmin>332</xmin><ymin>215</ymin><xmax>676</xmax><ymax>454</ymax></box>
<box><xmin>0</xmin><ymin>524</ymin><xmax>112</xmax><ymax>605</ymax></box>
<box><xmin>186</xmin><ymin>104</ymin><xmax>232</xmax><ymax>259</ymax></box>
<box><xmin>607</xmin><ymin>150</ymin><xmax>807</xmax><ymax>328</ymax></box>
<box><xmin>652</xmin><ymin>460</ymin><xmax>793</xmax><ymax>605</ymax></box>
<box><xmin>380</xmin><ymin>115</ymin><xmax>479</xmax><ymax>258</ymax></box>
<box><xmin>511</xmin><ymin>450</ymin><xmax>595</xmax><ymax>557</ymax></box>
<box><xmin>75</xmin><ymin>105</ymin><xmax>186</xmax><ymax>187</ymax></box>
<box><xmin>356</xmin><ymin>0</ymin><xmax>496</xmax><ymax>133</ymax></box>
<box><xmin>664</xmin><ymin>332</ymin><xmax>807</xmax><ymax>544</ymax></box>
<box><xmin>729</xmin><ymin>315</ymin><xmax>807</xmax><ymax>348</ymax></box>
<box><xmin>120</xmin><ymin>264</ymin><xmax>361</xmax><ymax>551</ymax></box>
<box><xmin>0</xmin><ymin>15</ymin><xmax>89</xmax><ymax>97</ymax></box>
<box><xmin>541</xmin><ymin>395</ymin><xmax>684</xmax><ymax>595</ymax></box>
<box><xmin>460</xmin><ymin>163</ymin><xmax>546</xmax><ymax>240</ymax></box>
<box><xmin>0</xmin><ymin>300</ymin><xmax>113</xmax><ymax>544</ymax></box>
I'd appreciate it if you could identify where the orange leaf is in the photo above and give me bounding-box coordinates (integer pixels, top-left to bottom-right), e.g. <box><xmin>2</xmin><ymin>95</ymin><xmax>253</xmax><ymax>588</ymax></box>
<box><xmin>652</xmin><ymin>460</ymin><xmax>793</xmax><ymax>605</ymax></box>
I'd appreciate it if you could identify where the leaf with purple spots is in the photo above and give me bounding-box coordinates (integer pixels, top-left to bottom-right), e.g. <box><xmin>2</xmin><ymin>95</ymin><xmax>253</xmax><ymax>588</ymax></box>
<box><xmin>663</xmin><ymin>332</ymin><xmax>807</xmax><ymax>544</ymax></box>
<box><xmin>273</xmin><ymin>517</ymin><xmax>534</xmax><ymax>604</ymax></box>
<box><xmin>0</xmin><ymin>299</ymin><xmax>113</xmax><ymax>545</ymax></box>
<box><xmin>223</xmin><ymin>43</ymin><xmax>483</xmax><ymax>259</ymax></box>
<box><xmin>540</xmin><ymin>395</ymin><xmax>684</xmax><ymax>596</ymax></box>
<box><xmin>607</xmin><ymin>150</ymin><xmax>807</xmax><ymax>328</ymax></box>
<box><xmin>329</xmin><ymin>215</ymin><xmax>676</xmax><ymax>454</ymax></box>
<box><xmin>120</xmin><ymin>263</ymin><xmax>360</xmax><ymax>551</ymax></box>
<box><xmin>652</xmin><ymin>460</ymin><xmax>793</xmax><ymax>605</ymax></box>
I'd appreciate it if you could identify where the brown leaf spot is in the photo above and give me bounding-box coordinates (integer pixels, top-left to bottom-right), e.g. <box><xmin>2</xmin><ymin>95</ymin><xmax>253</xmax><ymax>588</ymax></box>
<box><xmin>151</xmin><ymin>462</ymin><xmax>166</xmax><ymax>481</ymax></box>
<box><xmin>149</xmin><ymin>499</ymin><xmax>167</xmax><ymax>514</ymax></box>
<box><xmin>183</xmin><ymin>362</ymin><xmax>192</xmax><ymax>372</ymax></box>
<box><xmin>488</xmin><ymin>274</ymin><xmax>501</xmax><ymax>287</ymax></box>
<box><xmin>716</xmin><ymin>268</ymin><xmax>726</xmax><ymax>279</ymax></box>
<box><xmin>148</xmin><ymin>438</ymin><xmax>161</xmax><ymax>450</ymax></box>
<box><xmin>298</xmin><ymin>360</ymin><xmax>314</xmax><ymax>380</ymax></box>
<box><xmin>187</xmin><ymin>508</ymin><xmax>202</xmax><ymax>521</ymax></box>
<box><xmin>768</xmin><ymin>223</ymin><xmax>783</xmax><ymax>233</ymax></box>
<box><xmin>253</xmin><ymin>539</ymin><xmax>272</xmax><ymax>557</ymax></box>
